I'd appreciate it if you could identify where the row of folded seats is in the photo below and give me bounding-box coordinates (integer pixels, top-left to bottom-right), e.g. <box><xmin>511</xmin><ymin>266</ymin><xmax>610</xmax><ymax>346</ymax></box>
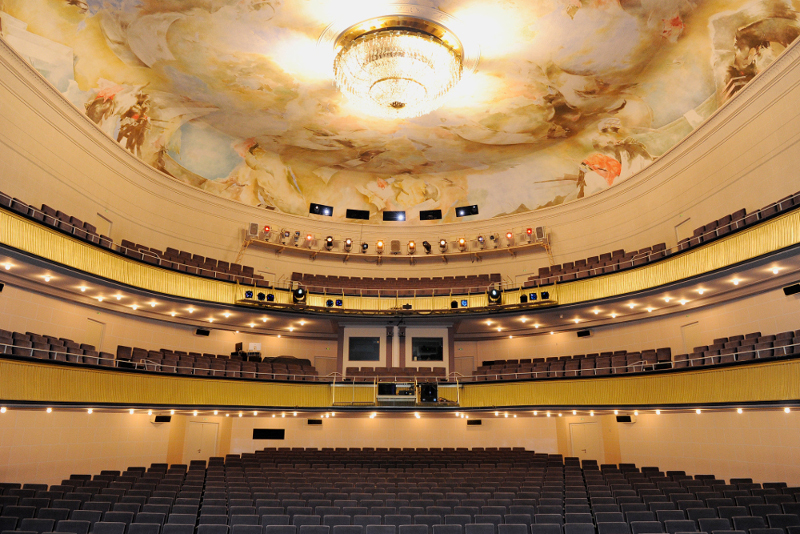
<box><xmin>345</xmin><ymin>368</ymin><xmax>448</xmax><ymax>381</ymax></box>
<box><xmin>0</xmin><ymin>192</ymin><xmax>265</xmax><ymax>289</ymax></box>
<box><xmin>3</xmin><ymin>454</ymin><xmax>800</xmax><ymax>534</ymax></box>
<box><xmin>524</xmin><ymin>246</ymin><xmax>668</xmax><ymax>289</ymax></box>
<box><xmin>0</xmin><ymin>326</ymin><xmax>320</xmax><ymax>381</ymax></box>
<box><xmin>119</xmin><ymin>242</ymin><xmax>268</xmax><ymax>288</ymax></box>
<box><xmin>292</xmin><ymin>274</ymin><xmax>502</xmax><ymax>297</ymax></box>
<box><xmin>474</xmin><ymin>349</ymin><xmax>672</xmax><ymax>381</ymax></box>
<box><xmin>672</xmin><ymin>330</ymin><xmax>800</xmax><ymax>368</ymax></box>
<box><xmin>115</xmin><ymin>348</ymin><xmax>319</xmax><ymax>380</ymax></box>
<box><xmin>678</xmin><ymin>190</ymin><xmax>800</xmax><ymax>252</ymax></box>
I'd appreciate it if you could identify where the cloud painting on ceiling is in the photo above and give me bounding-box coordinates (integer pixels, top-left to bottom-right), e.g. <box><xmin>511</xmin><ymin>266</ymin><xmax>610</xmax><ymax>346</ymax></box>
<box><xmin>2</xmin><ymin>0</ymin><xmax>798</xmax><ymax>223</ymax></box>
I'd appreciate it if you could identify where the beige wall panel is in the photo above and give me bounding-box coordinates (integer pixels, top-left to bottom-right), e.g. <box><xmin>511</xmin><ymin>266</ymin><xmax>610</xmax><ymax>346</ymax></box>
<box><xmin>0</xmin><ymin>411</ymin><xmax>170</xmax><ymax>486</ymax></box>
<box><xmin>0</xmin><ymin>41</ymin><xmax>799</xmax><ymax>283</ymax></box>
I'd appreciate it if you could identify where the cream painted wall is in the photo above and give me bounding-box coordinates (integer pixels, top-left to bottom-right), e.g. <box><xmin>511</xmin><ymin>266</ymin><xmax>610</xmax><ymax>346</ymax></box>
<box><xmin>0</xmin><ymin>284</ymin><xmax>336</xmax><ymax>364</ymax></box>
<box><xmin>0</xmin><ymin>40</ymin><xmax>799</xmax><ymax>284</ymax></box>
<box><xmin>617</xmin><ymin>411</ymin><xmax>800</xmax><ymax>486</ymax></box>
<box><xmin>403</xmin><ymin>327</ymin><xmax>449</xmax><ymax>371</ymax></box>
<box><xmin>466</xmin><ymin>287</ymin><xmax>800</xmax><ymax>366</ymax></box>
<box><xmin>0</xmin><ymin>411</ymin><xmax>170</xmax><ymax>485</ymax></box>
<box><xmin>228</xmin><ymin>416</ymin><xmax>559</xmax><ymax>453</ymax></box>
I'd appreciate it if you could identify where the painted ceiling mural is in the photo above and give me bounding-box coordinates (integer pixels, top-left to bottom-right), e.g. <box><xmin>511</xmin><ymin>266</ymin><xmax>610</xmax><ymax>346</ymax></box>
<box><xmin>1</xmin><ymin>0</ymin><xmax>799</xmax><ymax>223</ymax></box>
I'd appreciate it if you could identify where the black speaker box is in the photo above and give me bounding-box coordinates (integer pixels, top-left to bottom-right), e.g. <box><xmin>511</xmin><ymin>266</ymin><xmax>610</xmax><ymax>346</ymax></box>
<box><xmin>577</xmin><ymin>330</ymin><xmax>591</xmax><ymax>338</ymax></box>
<box><xmin>784</xmin><ymin>283</ymin><xmax>800</xmax><ymax>296</ymax></box>
<box><xmin>519</xmin><ymin>294</ymin><xmax>528</xmax><ymax>303</ymax></box>
<box><xmin>419</xmin><ymin>383</ymin><xmax>438</xmax><ymax>403</ymax></box>
<box><xmin>467</xmin><ymin>419</ymin><xmax>482</xmax><ymax>426</ymax></box>
<box><xmin>616</xmin><ymin>415</ymin><xmax>632</xmax><ymax>423</ymax></box>
<box><xmin>195</xmin><ymin>328</ymin><xmax>210</xmax><ymax>337</ymax></box>
<box><xmin>154</xmin><ymin>415</ymin><xmax>171</xmax><ymax>423</ymax></box>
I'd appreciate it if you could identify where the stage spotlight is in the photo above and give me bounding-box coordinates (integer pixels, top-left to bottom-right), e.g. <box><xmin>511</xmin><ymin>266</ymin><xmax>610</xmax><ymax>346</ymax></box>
<box><xmin>335</xmin><ymin>299</ymin><xmax>343</xmax><ymax>307</ymax></box>
<box><xmin>266</xmin><ymin>294</ymin><xmax>275</xmax><ymax>302</ymax></box>
<box><xmin>325</xmin><ymin>236</ymin><xmax>334</xmax><ymax>251</ymax></box>
<box><xmin>488</xmin><ymin>288</ymin><xmax>502</xmax><ymax>305</ymax></box>
<box><xmin>326</xmin><ymin>299</ymin><xmax>334</xmax><ymax>308</ymax></box>
<box><xmin>361</xmin><ymin>242</ymin><xmax>369</xmax><ymax>253</ymax></box>
<box><xmin>344</xmin><ymin>238</ymin><xmax>353</xmax><ymax>252</ymax></box>
<box><xmin>280</xmin><ymin>230</ymin><xmax>291</xmax><ymax>244</ymax></box>
<box><xmin>293</xmin><ymin>288</ymin><xmax>306</xmax><ymax>304</ymax></box>
<box><xmin>477</xmin><ymin>235</ymin><xmax>486</xmax><ymax>249</ymax></box>
<box><xmin>458</xmin><ymin>238</ymin><xmax>467</xmax><ymax>251</ymax></box>
<box><xmin>376</xmin><ymin>240</ymin><xmax>385</xmax><ymax>254</ymax></box>
<box><xmin>506</xmin><ymin>231</ymin><xmax>514</xmax><ymax>246</ymax></box>
<box><xmin>461</xmin><ymin>300</ymin><xmax>468</xmax><ymax>308</ymax></box>
<box><xmin>438</xmin><ymin>239</ymin><xmax>448</xmax><ymax>252</ymax></box>
<box><xmin>245</xmin><ymin>290</ymin><xmax>254</xmax><ymax>299</ymax></box>
<box><xmin>408</xmin><ymin>241</ymin><xmax>416</xmax><ymax>254</ymax></box>
<box><xmin>451</xmin><ymin>301</ymin><xmax>458</xmax><ymax>309</ymax></box>
<box><xmin>422</xmin><ymin>241</ymin><xmax>432</xmax><ymax>254</ymax></box>
<box><xmin>529</xmin><ymin>293</ymin><xmax>538</xmax><ymax>301</ymax></box>
<box><xmin>305</xmin><ymin>234</ymin><xmax>314</xmax><ymax>247</ymax></box>
<box><xmin>525</xmin><ymin>228</ymin><xmax>533</xmax><ymax>242</ymax></box>
<box><xmin>293</xmin><ymin>231</ymin><xmax>301</xmax><ymax>245</ymax></box>
<box><xmin>257</xmin><ymin>292</ymin><xmax>266</xmax><ymax>301</ymax></box>
<box><xmin>263</xmin><ymin>225</ymin><xmax>271</xmax><ymax>239</ymax></box>
<box><xmin>541</xmin><ymin>291</ymin><xmax>550</xmax><ymax>300</ymax></box>
<box><xmin>520</xmin><ymin>294</ymin><xmax>528</xmax><ymax>303</ymax></box>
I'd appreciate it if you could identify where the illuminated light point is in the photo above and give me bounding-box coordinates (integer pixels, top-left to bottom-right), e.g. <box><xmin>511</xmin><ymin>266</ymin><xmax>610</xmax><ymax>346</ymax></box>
<box><xmin>293</xmin><ymin>412</ymin><xmax>298</xmax><ymax>416</ymax></box>
<box><xmin>330</xmin><ymin>412</ymin><xmax>335</xmax><ymax>417</ymax></box>
<box><xmin>129</xmin><ymin>409</ymin><xmax>134</xmax><ymax>415</ymax></box>
<box><xmin>455</xmin><ymin>412</ymin><xmax>460</xmax><ymax>417</ymax></box>
<box><xmin>679</xmin><ymin>299</ymin><xmax>688</xmax><ymax>305</ymax></box>
<box><xmin>664</xmin><ymin>297</ymin><xmax>672</xmax><ymax>303</ymax></box>
<box><xmin>634</xmin><ymin>410</ymin><xmax>639</xmax><ymax>416</ymax></box>
<box><xmin>646</xmin><ymin>308</ymin><xmax>654</xmax><ymax>313</ymax></box>
<box><xmin>272</xmin><ymin>414</ymin><xmax>275</xmax><ymax>418</ymax></box>
<box><xmin>534</xmin><ymin>324</ymin><xmax>540</xmax><ymax>329</ymax></box>
<box><xmin>132</xmin><ymin>305</ymin><xmax>139</xmax><ymax>311</ymax></box>
<box><xmin>574</xmin><ymin>318</ymin><xmax>580</xmax><ymax>324</ymax></box>
<box><xmin>697</xmin><ymin>288</ymin><xmax>706</xmax><ymax>295</ymax></box>
<box><xmin>465</xmin><ymin>415</ymin><xmax>469</xmax><ymax>419</ymax></box>
<box><xmin>593</xmin><ymin>310</ymin><xmax>600</xmax><ymax>315</ymax></box>
<box><xmin>628</xmin><ymin>303</ymin><xmax>635</xmax><ymax>309</ymax></box>
<box><xmin>44</xmin><ymin>275</ymin><xmax>51</xmax><ymax>282</ymax></box>
<box><xmin>238</xmin><ymin>412</ymin><xmax>243</xmax><ymax>417</ymax></box>
<box><xmin>546</xmin><ymin>412</ymin><xmax>551</xmax><ymax>417</ymax></box>
<box><xmin>590</xmin><ymin>411</ymin><xmax>594</xmax><ymax>417</ymax></box>
<box><xmin>150</xmin><ymin>302</ymin><xmax>156</xmax><ymax>307</ymax></box>
<box><xmin>509</xmin><ymin>335</ymin><xmax>513</xmax><ymax>339</ymax></box>
<box><xmin>289</xmin><ymin>327</ymin><xmax>295</xmax><ymax>332</ymax></box>
<box><xmin>97</xmin><ymin>297</ymin><xmax>104</xmax><ymax>302</ymax></box>
<box><xmin>254</xmin><ymin>411</ymin><xmax>258</xmax><ymax>416</ymax></box>
<box><xmin>513</xmin><ymin>414</ymin><xmax>517</xmax><ymax>418</ymax></box>
<box><xmin>3</xmin><ymin>263</ymin><xmax>11</xmax><ymax>271</ymax></box>
<box><xmin>147</xmin><ymin>409</ymin><xmax>153</xmax><ymax>415</ymax></box>
<box><xmin>611</xmin><ymin>313</ymin><xmax>617</xmax><ymax>319</ymax></box>
<box><xmin>115</xmin><ymin>294</ymin><xmax>122</xmax><ymax>301</ymax></box>
<box><xmin>281</xmin><ymin>413</ymin><xmax>285</xmax><ymax>418</ymax></box>
<box><xmin>208</xmin><ymin>318</ymin><xmax>214</xmax><ymax>323</ymax></box>
<box><xmin>656</xmin><ymin>410</ymin><xmax>661</xmax><ymax>415</ymax></box>
<box><xmin>299</xmin><ymin>320</ymin><xmax>306</xmax><ymax>326</ymax></box>
<box><xmin>737</xmin><ymin>408</ymin><xmax>743</xmax><ymax>414</ymax></box>
<box><xmin>187</xmin><ymin>308</ymin><xmax>195</xmax><ymax>314</ymax></box>
<box><xmin>250</xmin><ymin>323</ymin><xmax>255</xmax><ymax>328</ymax></box>
<box><xmin>732</xmin><ymin>278</ymin><xmax>741</xmax><ymax>286</ymax></box>
<box><xmin>86</xmin><ymin>408</ymin><xmax>93</xmax><ymax>414</ymax></box>
<box><xmin>277</xmin><ymin>335</ymin><xmax>281</xmax><ymax>338</ymax></box>
<box><xmin>785</xmin><ymin>407</ymin><xmax>791</xmax><ymax>413</ymax></box>
<box><xmin>170</xmin><ymin>410</ymin><xmax>175</xmax><ymax>415</ymax></box>
<box><xmin>696</xmin><ymin>409</ymin><xmax>702</xmax><ymax>414</ymax></box>
<box><xmin>614</xmin><ymin>410</ymin><xmax>619</xmax><ymax>415</ymax></box>
<box><xmin>213</xmin><ymin>410</ymin><xmax>218</xmax><ymax>415</ymax></box>
<box><xmin>415</xmin><ymin>412</ymin><xmax>420</xmax><ymax>419</ymax></box>
<box><xmin>550</xmin><ymin>331</ymin><xmax>554</xmax><ymax>335</ymax></box>
<box><xmin>558</xmin><ymin>413</ymin><xmax>562</xmax><ymax>417</ymax></box>
<box><xmin>572</xmin><ymin>410</ymin><xmax>577</xmax><ymax>415</ymax></box>
<box><xmin>504</xmin><ymin>412</ymin><xmax>508</xmax><ymax>418</ymax></box>
<box><xmin>226</xmin><ymin>414</ymin><xmax>229</xmax><ymax>417</ymax></box>
<box><xmin>772</xmin><ymin>267</ymin><xmax>781</xmax><ymax>275</ymax></box>
<box><xmin>486</xmin><ymin>320</ymin><xmax>493</xmax><ymax>326</ymax></box>
<box><xmin>46</xmin><ymin>407</ymin><xmax>52</xmax><ymax>413</ymax></box>
<box><xmin>1</xmin><ymin>407</ymin><xmax>7</xmax><ymax>413</ymax></box>
<box><xmin>193</xmin><ymin>410</ymin><xmax>198</xmax><ymax>416</ymax></box>
<box><xmin>262</xmin><ymin>317</ymin><xmax>267</xmax><ymax>322</ymax></box>
<box><xmin>496</xmin><ymin>327</ymin><xmax>502</xmax><ymax>332</ymax></box>
<box><xmin>223</xmin><ymin>312</ymin><xmax>231</xmax><ymax>318</ymax></box>
<box><xmin>533</xmin><ymin>411</ymin><xmax>538</xmax><ymax>416</ymax></box>
<box><xmin>79</xmin><ymin>286</ymin><xmax>87</xmax><ymax>292</ymax></box>
<box><xmin>170</xmin><ymin>312</ymin><xmax>176</xmax><ymax>317</ymax></box>
<box><xmin>521</xmin><ymin>317</ymin><xmax>528</xmax><ymax>323</ymax></box>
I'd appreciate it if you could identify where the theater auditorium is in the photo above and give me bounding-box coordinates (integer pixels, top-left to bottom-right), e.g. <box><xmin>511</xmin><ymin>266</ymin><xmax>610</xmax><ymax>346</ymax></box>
<box><xmin>1</xmin><ymin>3</ymin><xmax>800</xmax><ymax>534</ymax></box>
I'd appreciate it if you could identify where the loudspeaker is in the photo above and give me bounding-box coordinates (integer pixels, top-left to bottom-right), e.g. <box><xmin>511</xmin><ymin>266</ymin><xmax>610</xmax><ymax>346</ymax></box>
<box><xmin>520</xmin><ymin>294</ymin><xmax>528</xmax><ymax>303</ymax></box>
<box><xmin>467</xmin><ymin>419</ymin><xmax>482</xmax><ymax>426</ymax></box>
<box><xmin>451</xmin><ymin>301</ymin><xmax>459</xmax><ymax>309</ymax></box>
<box><xmin>0</xmin><ymin>282</ymin><xmax>4</xmax><ymax>292</ymax></box>
<box><xmin>616</xmin><ymin>415</ymin><xmax>636</xmax><ymax>423</ymax></box>
<box><xmin>150</xmin><ymin>415</ymin><xmax>171</xmax><ymax>423</ymax></box>
<box><xmin>419</xmin><ymin>383</ymin><xmax>438</xmax><ymax>403</ymax></box>
<box><xmin>195</xmin><ymin>328</ymin><xmax>210</xmax><ymax>337</ymax></box>
<box><xmin>535</xmin><ymin>226</ymin><xmax>546</xmax><ymax>240</ymax></box>
<box><xmin>783</xmin><ymin>283</ymin><xmax>800</xmax><ymax>296</ymax></box>
<box><xmin>307</xmin><ymin>419</ymin><xmax>322</xmax><ymax>426</ymax></box>
<box><xmin>577</xmin><ymin>330</ymin><xmax>591</xmax><ymax>338</ymax></box>
<box><xmin>378</xmin><ymin>383</ymin><xmax>397</xmax><ymax>396</ymax></box>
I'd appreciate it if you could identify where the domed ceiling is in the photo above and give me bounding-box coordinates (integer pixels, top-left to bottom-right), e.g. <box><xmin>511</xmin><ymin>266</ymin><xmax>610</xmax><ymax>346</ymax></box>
<box><xmin>2</xmin><ymin>0</ymin><xmax>799</xmax><ymax>223</ymax></box>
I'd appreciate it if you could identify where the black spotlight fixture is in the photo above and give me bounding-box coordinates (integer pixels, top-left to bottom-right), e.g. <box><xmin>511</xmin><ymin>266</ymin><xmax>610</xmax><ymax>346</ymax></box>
<box><xmin>422</xmin><ymin>241</ymin><xmax>432</xmax><ymax>254</ymax></box>
<box><xmin>293</xmin><ymin>287</ymin><xmax>307</xmax><ymax>304</ymax></box>
<box><xmin>245</xmin><ymin>290</ymin><xmax>254</xmax><ymax>299</ymax></box>
<box><xmin>461</xmin><ymin>299</ymin><xmax>468</xmax><ymax>308</ymax></box>
<box><xmin>402</xmin><ymin>303</ymin><xmax>412</xmax><ymax>310</ymax></box>
<box><xmin>529</xmin><ymin>293</ymin><xmax>538</xmax><ymax>301</ymax></box>
<box><xmin>438</xmin><ymin>239</ymin><xmax>448</xmax><ymax>252</ymax></box>
<box><xmin>361</xmin><ymin>242</ymin><xmax>369</xmax><ymax>253</ymax></box>
<box><xmin>325</xmin><ymin>236</ymin><xmax>334</xmax><ymax>250</ymax></box>
<box><xmin>541</xmin><ymin>291</ymin><xmax>549</xmax><ymax>300</ymax></box>
<box><xmin>335</xmin><ymin>299</ymin><xmax>343</xmax><ymax>307</ymax></box>
<box><xmin>266</xmin><ymin>294</ymin><xmax>275</xmax><ymax>302</ymax></box>
<box><xmin>344</xmin><ymin>238</ymin><xmax>353</xmax><ymax>252</ymax></box>
<box><xmin>520</xmin><ymin>294</ymin><xmax>528</xmax><ymax>303</ymax></box>
<box><xmin>257</xmin><ymin>292</ymin><xmax>266</xmax><ymax>301</ymax></box>
<box><xmin>488</xmin><ymin>288</ymin><xmax>502</xmax><ymax>305</ymax></box>
<box><xmin>450</xmin><ymin>301</ymin><xmax>459</xmax><ymax>309</ymax></box>
<box><xmin>326</xmin><ymin>299</ymin><xmax>334</xmax><ymax>308</ymax></box>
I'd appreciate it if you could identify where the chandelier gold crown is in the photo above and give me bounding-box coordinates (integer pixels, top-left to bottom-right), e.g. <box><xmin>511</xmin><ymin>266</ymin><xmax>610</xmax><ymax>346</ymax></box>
<box><xmin>331</xmin><ymin>14</ymin><xmax>468</xmax><ymax>120</ymax></box>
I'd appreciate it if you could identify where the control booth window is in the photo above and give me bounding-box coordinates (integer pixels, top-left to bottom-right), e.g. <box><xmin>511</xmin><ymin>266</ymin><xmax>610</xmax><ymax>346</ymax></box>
<box><xmin>349</xmin><ymin>337</ymin><xmax>380</xmax><ymax>361</ymax></box>
<box><xmin>412</xmin><ymin>337</ymin><xmax>444</xmax><ymax>361</ymax></box>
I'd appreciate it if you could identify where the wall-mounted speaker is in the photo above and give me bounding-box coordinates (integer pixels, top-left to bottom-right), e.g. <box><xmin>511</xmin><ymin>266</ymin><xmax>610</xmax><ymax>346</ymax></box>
<box><xmin>577</xmin><ymin>330</ymin><xmax>592</xmax><ymax>338</ymax></box>
<box><xmin>519</xmin><ymin>294</ymin><xmax>528</xmax><ymax>303</ymax></box>
<box><xmin>150</xmin><ymin>415</ymin><xmax>171</xmax><ymax>424</ymax></box>
<box><xmin>467</xmin><ymin>419</ymin><xmax>482</xmax><ymax>426</ymax></box>
<box><xmin>195</xmin><ymin>328</ymin><xmax>210</xmax><ymax>337</ymax></box>
<box><xmin>616</xmin><ymin>415</ymin><xmax>636</xmax><ymax>423</ymax></box>
<box><xmin>419</xmin><ymin>384</ymin><xmax>438</xmax><ymax>403</ymax></box>
<box><xmin>783</xmin><ymin>283</ymin><xmax>800</xmax><ymax>296</ymax></box>
<box><xmin>307</xmin><ymin>419</ymin><xmax>323</xmax><ymax>426</ymax></box>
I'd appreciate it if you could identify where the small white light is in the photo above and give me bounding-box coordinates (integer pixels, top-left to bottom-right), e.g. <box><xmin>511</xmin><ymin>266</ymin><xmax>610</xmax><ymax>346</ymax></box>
<box><xmin>590</xmin><ymin>411</ymin><xmax>594</xmax><ymax>417</ymax></box>
<box><xmin>250</xmin><ymin>323</ymin><xmax>255</xmax><ymax>328</ymax></box>
<box><xmin>697</xmin><ymin>288</ymin><xmax>706</xmax><ymax>295</ymax></box>
<box><xmin>664</xmin><ymin>297</ymin><xmax>672</xmax><ymax>303</ymax></box>
<box><xmin>1</xmin><ymin>407</ymin><xmax>7</xmax><ymax>413</ymax></box>
<box><xmin>628</xmin><ymin>303</ymin><xmax>635</xmax><ymax>309</ymax></box>
<box><xmin>293</xmin><ymin>412</ymin><xmax>298</xmax><ymax>416</ymax></box>
<box><xmin>550</xmin><ymin>331</ymin><xmax>554</xmax><ymax>335</ymax></box>
<box><xmin>696</xmin><ymin>409</ymin><xmax>702</xmax><ymax>414</ymax></box>
<box><xmin>574</xmin><ymin>318</ymin><xmax>580</xmax><ymax>324</ymax></box>
<box><xmin>282</xmin><ymin>413</ymin><xmax>285</xmax><ymax>418</ymax></box>
<box><xmin>115</xmin><ymin>294</ymin><xmax>122</xmax><ymax>301</ymax></box>
<box><xmin>223</xmin><ymin>312</ymin><xmax>231</xmax><ymax>318</ymax></box>
<box><xmin>646</xmin><ymin>307</ymin><xmax>654</xmax><ymax>313</ymax></box>
<box><xmin>147</xmin><ymin>409</ymin><xmax>153</xmax><ymax>415</ymax></box>
<box><xmin>634</xmin><ymin>410</ymin><xmax>639</xmax><ymax>416</ymax></box>
<box><xmin>44</xmin><ymin>275</ymin><xmax>51</xmax><ymax>282</ymax></box>
<box><xmin>611</xmin><ymin>313</ymin><xmax>617</xmax><ymax>319</ymax></box>
<box><xmin>495</xmin><ymin>411</ymin><xmax>499</xmax><ymax>416</ymax></box>
<box><xmin>521</xmin><ymin>317</ymin><xmax>528</xmax><ymax>323</ymax></box>
<box><xmin>46</xmin><ymin>407</ymin><xmax>52</xmax><ymax>413</ymax></box>
<box><xmin>558</xmin><ymin>413</ymin><xmax>562</xmax><ymax>417</ymax></box>
<box><xmin>572</xmin><ymin>410</ymin><xmax>577</xmax><ymax>415</ymax></box>
<box><xmin>272</xmin><ymin>414</ymin><xmax>275</xmax><ymax>418</ymax></box>
<box><xmin>455</xmin><ymin>412</ymin><xmax>460</xmax><ymax>417</ymax></box>
<box><xmin>97</xmin><ymin>297</ymin><xmax>104</xmax><ymax>302</ymax></box>
<box><xmin>772</xmin><ymin>267</ymin><xmax>781</xmax><ymax>275</ymax></box>
<box><xmin>533</xmin><ymin>411</ymin><xmax>538</xmax><ymax>416</ymax></box>
<box><xmin>486</xmin><ymin>320</ymin><xmax>493</xmax><ymax>325</ymax></box>
<box><xmin>3</xmin><ymin>263</ymin><xmax>11</xmax><ymax>271</ymax></box>
<box><xmin>187</xmin><ymin>308</ymin><xmax>194</xmax><ymax>313</ymax></box>
<box><xmin>785</xmin><ymin>407</ymin><xmax>791</xmax><ymax>413</ymax></box>
<box><xmin>593</xmin><ymin>310</ymin><xmax>600</xmax><ymax>315</ymax></box>
<box><xmin>546</xmin><ymin>412</ymin><xmax>551</xmax><ymax>417</ymax></box>
<box><xmin>330</xmin><ymin>412</ymin><xmax>334</xmax><ymax>417</ymax></box>
<box><xmin>656</xmin><ymin>410</ymin><xmax>661</xmax><ymax>415</ymax></box>
<box><xmin>513</xmin><ymin>414</ymin><xmax>517</xmax><ymax>418</ymax></box>
<box><xmin>415</xmin><ymin>413</ymin><xmax>420</xmax><ymax>419</ymax></box>
<box><xmin>679</xmin><ymin>299</ymin><xmax>688</xmax><ymax>305</ymax></box>
<box><xmin>193</xmin><ymin>410</ymin><xmax>198</xmax><ymax>416</ymax></box>
<box><xmin>170</xmin><ymin>410</ymin><xmax>175</xmax><ymax>415</ymax></box>
<box><xmin>208</xmin><ymin>318</ymin><xmax>214</xmax><ymax>323</ymax></box>
<box><xmin>214</xmin><ymin>410</ymin><xmax>219</xmax><ymax>415</ymax></box>
<box><xmin>226</xmin><ymin>413</ymin><xmax>229</xmax><ymax>417</ymax></box>
<box><xmin>732</xmin><ymin>278</ymin><xmax>741</xmax><ymax>286</ymax></box>
<box><xmin>79</xmin><ymin>286</ymin><xmax>87</xmax><ymax>292</ymax></box>
<box><xmin>150</xmin><ymin>302</ymin><xmax>156</xmax><ymax>307</ymax></box>
<box><xmin>289</xmin><ymin>327</ymin><xmax>295</xmax><ymax>332</ymax></box>
<box><xmin>87</xmin><ymin>409</ymin><xmax>93</xmax><ymax>414</ymax></box>
<box><xmin>132</xmin><ymin>305</ymin><xmax>139</xmax><ymax>311</ymax></box>
<box><xmin>277</xmin><ymin>335</ymin><xmax>281</xmax><ymax>338</ymax></box>
<box><xmin>254</xmin><ymin>411</ymin><xmax>258</xmax><ymax>416</ymax></box>
<box><xmin>262</xmin><ymin>317</ymin><xmax>267</xmax><ymax>322</ymax></box>
<box><xmin>238</xmin><ymin>412</ymin><xmax>242</xmax><ymax>417</ymax></box>
<box><xmin>504</xmin><ymin>412</ymin><xmax>508</xmax><ymax>418</ymax></box>
<box><xmin>613</xmin><ymin>410</ymin><xmax>619</xmax><ymax>415</ymax></box>
<box><xmin>509</xmin><ymin>335</ymin><xmax>513</xmax><ymax>339</ymax></box>
<box><xmin>465</xmin><ymin>415</ymin><xmax>469</xmax><ymax>419</ymax></box>
<box><xmin>737</xmin><ymin>408</ymin><xmax>743</xmax><ymax>414</ymax></box>
<box><xmin>299</xmin><ymin>320</ymin><xmax>306</xmax><ymax>326</ymax></box>
<box><xmin>534</xmin><ymin>324</ymin><xmax>540</xmax><ymax>329</ymax></box>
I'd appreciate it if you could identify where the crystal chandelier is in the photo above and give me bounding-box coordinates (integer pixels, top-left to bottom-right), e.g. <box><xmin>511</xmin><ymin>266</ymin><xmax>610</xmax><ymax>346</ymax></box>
<box><xmin>333</xmin><ymin>19</ymin><xmax>464</xmax><ymax>119</ymax></box>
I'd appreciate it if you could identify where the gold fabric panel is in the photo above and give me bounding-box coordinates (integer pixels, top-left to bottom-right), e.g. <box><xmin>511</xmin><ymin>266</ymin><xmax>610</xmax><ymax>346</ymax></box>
<box><xmin>2</xmin><ymin>358</ymin><xmax>798</xmax><ymax>407</ymax></box>
<box><xmin>0</xmin><ymin>359</ymin><xmax>332</xmax><ymax>406</ymax></box>
<box><xmin>458</xmin><ymin>360</ymin><xmax>800</xmax><ymax>407</ymax></box>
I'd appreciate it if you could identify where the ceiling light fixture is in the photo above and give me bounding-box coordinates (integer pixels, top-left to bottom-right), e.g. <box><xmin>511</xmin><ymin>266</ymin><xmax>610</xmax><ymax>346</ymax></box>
<box><xmin>330</xmin><ymin>13</ymin><xmax>472</xmax><ymax>119</ymax></box>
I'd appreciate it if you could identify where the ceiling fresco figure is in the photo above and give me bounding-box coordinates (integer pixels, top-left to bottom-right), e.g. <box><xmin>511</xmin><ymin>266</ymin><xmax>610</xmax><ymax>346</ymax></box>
<box><xmin>1</xmin><ymin>0</ymin><xmax>798</xmax><ymax>222</ymax></box>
